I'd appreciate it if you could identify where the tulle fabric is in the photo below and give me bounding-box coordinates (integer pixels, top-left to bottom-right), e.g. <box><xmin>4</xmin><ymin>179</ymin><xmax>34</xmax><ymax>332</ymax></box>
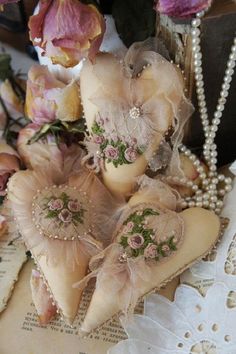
<box><xmin>7</xmin><ymin>148</ymin><xmax>123</xmax><ymax>269</ymax></box>
<box><xmin>84</xmin><ymin>40</ymin><xmax>193</xmax><ymax>173</ymax></box>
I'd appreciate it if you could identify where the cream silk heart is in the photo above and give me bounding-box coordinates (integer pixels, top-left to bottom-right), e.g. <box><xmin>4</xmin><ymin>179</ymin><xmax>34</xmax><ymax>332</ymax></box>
<box><xmin>7</xmin><ymin>150</ymin><xmax>121</xmax><ymax>325</ymax></box>
<box><xmin>73</xmin><ymin>179</ymin><xmax>221</xmax><ymax>335</ymax></box>
<box><xmin>80</xmin><ymin>43</ymin><xmax>193</xmax><ymax>197</ymax></box>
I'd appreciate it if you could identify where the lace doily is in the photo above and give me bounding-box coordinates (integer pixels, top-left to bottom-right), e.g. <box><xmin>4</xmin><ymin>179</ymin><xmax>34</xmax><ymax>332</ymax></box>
<box><xmin>109</xmin><ymin>165</ymin><xmax>236</xmax><ymax>353</ymax></box>
<box><xmin>181</xmin><ymin>166</ymin><xmax>236</xmax><ymax>291</ymax></box>
<box><xmin>108</xmin><ymin>283</ymin><xmax>236</xmax><ymax>354</ymax></box>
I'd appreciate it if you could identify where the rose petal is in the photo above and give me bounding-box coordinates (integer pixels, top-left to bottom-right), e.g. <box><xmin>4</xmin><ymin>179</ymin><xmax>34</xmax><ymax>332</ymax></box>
<box><xmin>30</xmin><ymin>269</ymin><xmax>57</xmax><ymax>325</ymax></box>
<box><xmin>29</xmin><ymin>0</ymin><xmax>105</xmax><ymax>67</ymax></box>
<box><xmin>29</xmin><ymin>0</ymin><xmax>53</xmax><ymax>47</ymax></box>
<box><xmin>155</xmin><ymin>0</ymin><xmax>212</xmax><ymax>18</ymax></box>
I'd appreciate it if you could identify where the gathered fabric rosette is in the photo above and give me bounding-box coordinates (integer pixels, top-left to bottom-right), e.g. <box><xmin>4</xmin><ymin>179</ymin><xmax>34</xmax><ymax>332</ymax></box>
<box><xmin>7</xmin><ymin>146</ymin><xmax>122</xmax><ymax>324</ymax></box>
<box><xmin>80</xmin><ymin>41</ymin><xmax>193</xmax><ymax>197</ymax></box>
<box><xmin>73</xmin><ymin>176</ymin><xmax>221</xmax><ymax>335</ymax></box>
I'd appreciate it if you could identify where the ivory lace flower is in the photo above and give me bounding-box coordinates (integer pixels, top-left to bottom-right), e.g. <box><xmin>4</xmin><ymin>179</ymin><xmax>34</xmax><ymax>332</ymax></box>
<box><xmin>109</xmin><ymin>283</ymin><xmax>236</xmax><ymax>354</ymax></box>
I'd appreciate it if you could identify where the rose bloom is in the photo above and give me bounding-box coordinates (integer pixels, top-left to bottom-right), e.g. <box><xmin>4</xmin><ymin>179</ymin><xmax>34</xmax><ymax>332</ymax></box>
<box><xmin>0</xmin><ymin>79</ymin><xmax>24</xmax><ymax>129</ymax></box>
<box><xmin>128</xmin><ymin>234</ymin><xmax>144</xmax><ymax>250</ymax></box>
<box><xmin>68</xmin><ymin>200</ymin><xmax>80</xmax><ymax>212</ymax></box>
<box><xmin>17</xmin><ymin>123</ymin><xmax>64</xmax><ymax>170</ymax></box>
<box><xmin>93</xmin><ymin>135</ymin><xmax>104</xmax><ymax>145</ymax></box>
<box><xmin>48</xmin><ymin>198</ymin><xmax>63</xmax><ymax>211</ymax></box>
<box><xmin>58</xmin><ymin>208</ymin><xmax>72</xmax><ymax>223</ymax></box>
<box><xmin>155</xmin><ymin>0</ymin><xmax>211</xmax><ymax>18</ymax></box>
<box><xmin>144</xmin><ymin>243</ymin><xmax>158</xmax><ymax>259</ymax></box>
<box><xmin>0</xmin><ymin>141</ymin><xmax>20</xmax><ymax>195</ymax></box>
<box><xmin>29</xmin><ymin>0</ymin><xmax>105</xmax><ymax>68</ymax></box>
<box><xmin>161</xmin><ymin>244</ymin><xmax>170</xmax><ymax>254</ymax></box>
<box><xmin>124</xmin><ymin>147</ymin><xmax>138</xmax><ymax>163</ymax></box>
<box><xmin>25</xmin><ymin>65</ymin><xmax>82</xmax><ymax>125</ymax></box>
<box><xmin>123</xmin><ymin>221</ymin><xmax>134</xmax><ymax>233</ymax></box>
<box><xmin>104</xmin><ymin>145</ymin><xmax>119</xmax><ymax>160</ymax></box>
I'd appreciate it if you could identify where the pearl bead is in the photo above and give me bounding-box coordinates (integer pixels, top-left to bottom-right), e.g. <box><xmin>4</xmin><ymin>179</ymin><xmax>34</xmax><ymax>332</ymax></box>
<box><xmin>225</xmin><ymin>177</ymin><xmax>232</xmax><ymax>185</ymax></box>
<box><xmin>192</xmin><ymin>18</ymin><xmax>201</xmax><ymax>27</ymax></box>
<box><xmin>216</xmin><ymin>200</ymin><xmax>223</xmax><ymax>208</ymax></box>
<box><xmin>191</xmin><ymin>28</ymin><xmax>200</xmax><ymax>36</ymax></box>
<box><xmin>218</xmin><ymin>174</ymin><xmax>225</xmax><ymax>181</ymax></box>
<box><xmin>225</xmin><ymin>185</ymin><xmax>232</xmax><ymax>192</ymax></box>
<box><xmin>219</xmin><ymin>189</ymin><xmax>226</xmax><ymax>196</ymax></box>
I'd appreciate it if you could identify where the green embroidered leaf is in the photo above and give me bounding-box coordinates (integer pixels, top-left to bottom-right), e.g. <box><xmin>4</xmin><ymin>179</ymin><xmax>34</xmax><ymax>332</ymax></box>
<box><xmin>73</xmin><ymin>214</ymin><xmax>83</xmax><ymax>224</ymax></box>
<box><xmin>46</xmin><ymin>210</ymin><xmax>58</xmax><ymax>219</ymax></box>
<box><xmin>120</xmin><ymin>236</ymin><xmax>128</xmax><ymax>248</ymax></box>
<box><xmin>60</xmin><ymin>192</ymin><xmax>70</xmax><ymax>205</ymax></box>
<box><xmin>91</xmin><ymin>121</ymin><xmax>105</xmax><ymax>135</ymax></box>
<box><xmin>142</xmin><ymin>208</ymin><xmax>159</xmax><ymax>217</ymax></box>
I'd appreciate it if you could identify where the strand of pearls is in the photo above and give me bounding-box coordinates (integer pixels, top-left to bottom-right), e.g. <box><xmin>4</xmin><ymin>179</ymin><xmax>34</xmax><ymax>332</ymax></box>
<box><xmin>179</xmin><ymin>7</ymin><xmax>235</xmax><ymax>214</ymax></box>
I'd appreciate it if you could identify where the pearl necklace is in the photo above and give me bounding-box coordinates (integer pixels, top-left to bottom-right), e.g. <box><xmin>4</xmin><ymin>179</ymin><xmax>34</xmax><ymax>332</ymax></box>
<box><xmin>178</xmin><ymin>7</ymin><xmax>235</xmax><ymax>214</ymax></box>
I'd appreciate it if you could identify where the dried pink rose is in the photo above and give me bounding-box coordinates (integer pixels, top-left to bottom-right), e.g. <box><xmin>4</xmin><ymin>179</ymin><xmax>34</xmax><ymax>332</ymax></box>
<box><xmin>25</xmin><ymin>65</ymin><xmax>81</xmax><ymax>125</ymax></box>
<box><xmin>58</xmin><ymin>208</ymin><xmax>72</xmax><ymax>223</ymax></box>
<box><xmin>144</xmin><ymin>243</ymin><xmax>158</xmax><ymax>259</ymax></box>
<box><xmin>155</xmin><ymin>0</ymin><xmax>212</xmax><ymax>18</ymax></box>
<box><xmin>128</xmin><ymin>234</ymin><xmax>144</xmax><ymax>249</ymax></box>
<box><xmin>17</xmin><ymin>123</ymin><xmax>64</xmax><ymax>170</ymax></box>
<box><xmin>48</xmin><ymin>198</ymin><xmax>63</xmax><ymax>211</ymax></box>
<box><xmin>124</xmin><ymin>147</ymin><xmax>138</xmax><ymax>163</ymax></box>
<box><xmin>0</xmin><ymin>141</ymin><xmax>20</xmax><ymax>195</ymax></box>
<box><xmin>29</xmin><ymin>0</ymin><xmax>105</xmax><ymax>68</ymax></box>
<box><xmin>93</xmin><ymin>135</ymin><xmax>104</xmax><ymax>144</ymax></box>
<box><xmin>124</xmin><ymin>221</ymin><xmax>134</xmax><ymax>233</ymax></box>
<box><xmin>30</xmin><ymin>269</ymin><xmax>57</xmax><ymax>325</ymax></box>
<box><xmin>104</xmin><ymin>145</ymin><xmax>119</xmax><ymax>160</ymax></box>
<box><xmin>0</xmin><ymin>79</ymin><xmax>24</xmax><ymax>123</ymax></box>
<box><xmin>68</xmin><ymin>200</ymin><xmax>80</xmax><ymax>212</ymax></box>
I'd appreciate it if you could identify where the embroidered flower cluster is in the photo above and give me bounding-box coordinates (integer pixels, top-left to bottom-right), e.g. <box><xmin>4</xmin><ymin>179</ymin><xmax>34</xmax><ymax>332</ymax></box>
<box><xmin>91</xmin><ymin>119</ymin><xmax>145</xmax><ymax>168</ymax></box>
<box><xmin>45</xmin><ymin>192</ymin><xmax>86</xmax><ymax>225</ymax></box>
<box><xmin>119</xmin><ymin>208</ymin><xmax>178</xmax><ymax>260</ymax></box>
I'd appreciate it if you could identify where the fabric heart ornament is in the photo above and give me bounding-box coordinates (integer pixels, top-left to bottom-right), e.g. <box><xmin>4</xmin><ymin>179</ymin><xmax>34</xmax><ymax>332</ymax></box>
<box><xmin>7</xmin><ymin>147</ymin><xmax>121</xmax><ymax>324</ymax></box>
<box><xmin>80</xmin><ymin>42</ymin><xmax>193</xmax><ymax>197</ymax></box>
<box><xmin>74</xmin><ymin>178</ymin><xmax>221</xmax><ymax>334</ymax></box>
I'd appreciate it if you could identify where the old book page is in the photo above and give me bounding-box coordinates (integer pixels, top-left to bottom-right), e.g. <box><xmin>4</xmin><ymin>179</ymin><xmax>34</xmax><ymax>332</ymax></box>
<box><xmin>0</xmin><ymin>257</ymin><xmax>179</xmax><ymax>354</ymax></box>
<box><xmin>0</xmin><ymin>260</ymin><xmax>127</xmax><ymax>354</ymax></box>
<box><xmin>0</xmin><ymin>231</ymin><xmax>27</xmax><ymax>313</ymax></box>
